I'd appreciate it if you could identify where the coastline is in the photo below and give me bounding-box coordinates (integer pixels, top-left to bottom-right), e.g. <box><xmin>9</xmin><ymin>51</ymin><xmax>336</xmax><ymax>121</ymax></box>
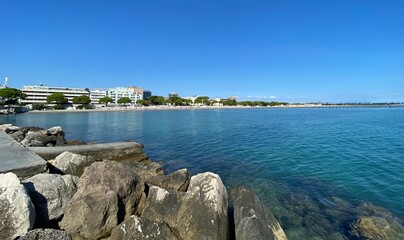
<box><xmin>25</xmin><ymin>103</ymin><xmax>404</xmax><ymax>114</ymax></box>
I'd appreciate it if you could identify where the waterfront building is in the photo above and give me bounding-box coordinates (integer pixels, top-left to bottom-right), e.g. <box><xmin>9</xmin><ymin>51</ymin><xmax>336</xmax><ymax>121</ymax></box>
<box><xmin>0</xmin><ymin>77</ymin><xmax>8</xmax><ymax>89</ymax></box>
<box><xmin>143</xmin><ymin>90</ymin><xmax>152</xmax><ymax>100</ymax></box>
<box><xmin>21</xmin><ymin>85</ymin><xmax>89</xmax><ymax>104</ymax></box>
<box><xmin>168</xmin><ymin>92</ymin><xmax>179</xmax><ymax>98</ymax></box>
<box><xmin>90</xmin><ymin>89</ymin><xmax>107</xmax><ymax>104</ymax></box>
<box><xmin>106</xmin><ymin>87</ymin><xmax>143</xmax><ymax>104</ymax></box>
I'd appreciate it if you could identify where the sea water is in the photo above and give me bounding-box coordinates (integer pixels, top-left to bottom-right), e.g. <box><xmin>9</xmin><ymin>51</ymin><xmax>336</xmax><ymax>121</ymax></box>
<box><xmin>2</xmin><ymin>108</ymin><xmax>404</xmax><ymax>238</ymax></box>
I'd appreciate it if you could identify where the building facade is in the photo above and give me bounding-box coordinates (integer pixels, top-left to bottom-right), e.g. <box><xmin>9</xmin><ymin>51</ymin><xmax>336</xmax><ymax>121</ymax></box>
<box><xmin>143</xmin><ymin>90</ymin><xmax>152</xmax><ymax>100</ymax></box>
<box><xmin>21</xmin><ymin>85</ymin><xmax>90</xmax><ymax>104</ymax></box>
<box><xmin>106</xmin><ymin>87</ymin><xmax>143</xmax><ymax>104</ymax></box>
<box><xmin>90</xmin><ymin>89</ymin><xmax>107</xmax><ymax>104</ymax></box>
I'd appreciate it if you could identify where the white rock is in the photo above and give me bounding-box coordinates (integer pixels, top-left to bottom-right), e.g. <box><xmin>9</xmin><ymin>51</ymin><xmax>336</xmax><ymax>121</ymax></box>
<box><xmin>52</xmin><ymin>151</ymin><xmax>95</xmax><ymax>177</ymax></box>
<box><xmin>0</xmin><ymin>172</ymin><xmax>36</xmax><ymax>239</ymax></box>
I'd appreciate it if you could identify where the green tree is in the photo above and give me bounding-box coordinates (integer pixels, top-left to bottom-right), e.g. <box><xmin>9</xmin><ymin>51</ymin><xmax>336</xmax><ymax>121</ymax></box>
<box><xmin>73</xmin><ymin>95</ymin><xmax>91</xmax><ymax>105</ymax></box>
<box><xmin>118</xmin><ymin>97</ymin><xmax>132</xmax><ymax>106</ymax></box>
<box><xmin>136</xmin><ymin>99</ymin><xmax>150</xmax><ymax>106</ymax></box>
<box><xmin>148</xmin><ymin>96</ymin><xmax>166</xmax><ymax>105</ymax></box>
<box><xmin>46</xmin><ymin>93</ymin><xmax>68</xmax><ymax>104</ymax></box>
<box><xmin>0</xmin><ymin>88</ymin><xmax>25</xmax><ymax>105</ymax></box>
<box><xmin>99</xmin><ymin>96</ymin><xmax>113</xmax><ymax>106</ymax></box>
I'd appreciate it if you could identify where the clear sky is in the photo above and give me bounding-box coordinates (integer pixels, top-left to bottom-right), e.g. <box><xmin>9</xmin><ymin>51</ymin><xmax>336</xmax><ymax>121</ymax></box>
<box><xmin>0</xmin><ymin>0</ymin><xmax>403</xmax><ymax>103</ymax></box>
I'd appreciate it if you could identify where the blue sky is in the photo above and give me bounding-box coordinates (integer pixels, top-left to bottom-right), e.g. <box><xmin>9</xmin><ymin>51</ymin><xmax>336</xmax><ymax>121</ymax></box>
<box><xmin>0</xmin><ymin>0</ymin><xmax>403</xmax><ymax>102</ymax></box>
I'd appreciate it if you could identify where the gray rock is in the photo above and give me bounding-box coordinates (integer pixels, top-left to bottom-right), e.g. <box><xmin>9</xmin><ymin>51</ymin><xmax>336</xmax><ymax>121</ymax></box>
<box><xmin>60</xmin><ymin>160</ymin><xmax>144</xmax><ymax>239</ymax></box>
<box><xmin>110</xmin><ymin>215</ymin><xmax>178</xmax><ymax>240</ymax></box>
<box><xmin>50</xmin><ymin>136</ymin><xmax>66</xmax><ymax>146</ymax></box>
<box><xmin>232</xmin><ymin>188</ymin><xmax>287</xmax><ymax>240</ymax></box>
<box><xmin>29</xmin><ymin>140</ymin><xmax>45</xmax><ymax>147</ymax></box>
<box><xmin>0</xmin><ymin>172</ymin><xmax>36</xmax><ymax>239</ymax></box>
<box><xmin>24</xmin><ymin>132</ymin><xmax>52</xmax><ymax>147</ymax></box>
<box><xmin>5</xmin><ymin>125</ymin><xmax>19</xmax><ymax>133</ymax></box>
<box><xmin>147</xmin><ymin>168</ymin><xmax>190</xmax><ymax>192</ymax></box>
<box><xmin>142</xmin><ymin>172</ymin><xmax>230</xmax><ymax>240</ymax></box>
<box><xmin>65</xmin><ymin>139</ymin><xmax>86</xmax><ymax>145</ymax></box>
<box><xmin>350</xmin><ymin>216</ymin><xmax>404</xmax><ymax>240</ymax></box>
<box><xmin>10</xmin><ymin>130</ymin><xmax>26</xmax><ymax>142</ymax></box>
<box><xmin>142</xmin><ymin>186</ymin><xmax>186</xmax><ymax>228</ymax></box>
<box><xmin>0</xmin><ymin>123</ymin><xmax>13</xmax><ymax>131</ymax></box>
<box><xmin>19</xmin><ymin>228</ymin><xmax>72</xmax><ymax>240</ymax></box>
<box><xmin>51</xmin><ymin>151</ymin><xmax>95</xmax><ymax>177</ymax></box>
<box><xmin>22</xmin><ymin>173</ymin><xmax>79</xmax><ymax>228</ymax></box>
<box><xmin>47</xmin><ymin>126</ymin><xmax>64</xmax><ymax>138</ymax></box>
<box><xmin>124</xmin><ymin>161</ymin><xmax>164</xmax><ymax>182</ymax></box>
<box><xmin>177</xmin><ymin>172</ymin><xmax>229</xmax><ymax>240</ymax></box>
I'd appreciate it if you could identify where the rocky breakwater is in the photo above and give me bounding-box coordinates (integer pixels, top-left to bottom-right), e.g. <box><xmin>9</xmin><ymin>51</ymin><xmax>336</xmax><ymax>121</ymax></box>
<box><xmin>0</xmin><ymin>124</ymin><xmax>288</xmax><ymax>240</ymax></box>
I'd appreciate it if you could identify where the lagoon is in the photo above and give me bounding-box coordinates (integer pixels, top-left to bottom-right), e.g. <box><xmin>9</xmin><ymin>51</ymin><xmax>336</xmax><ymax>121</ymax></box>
<box><xmin>2</xmin><ymin>108</ymin><xmax>403</xmax><ymax>239</ymax></box>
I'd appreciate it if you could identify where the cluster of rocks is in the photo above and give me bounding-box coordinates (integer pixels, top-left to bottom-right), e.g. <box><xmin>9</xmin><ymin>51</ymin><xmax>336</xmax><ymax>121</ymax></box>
<box><xmin>0</xmin><ymin>124</ymin><xmax>288</xmax><ymax>240</ymax></box>
<box><xmin>0</xmin><ymin>124</ymin><xmax>85</xmax><ymax>147</ymax></box>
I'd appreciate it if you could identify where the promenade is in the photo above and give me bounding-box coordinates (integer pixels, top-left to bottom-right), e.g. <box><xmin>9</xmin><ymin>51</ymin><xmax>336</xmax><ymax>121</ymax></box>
<box><xmin>0</xmin><ymin>131</ymin><xmax>47</xmax><ymax>177</ymax></box>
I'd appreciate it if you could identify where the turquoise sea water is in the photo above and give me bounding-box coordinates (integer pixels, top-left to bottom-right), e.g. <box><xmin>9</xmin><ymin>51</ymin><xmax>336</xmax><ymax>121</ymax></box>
<box><xmin>2</xmin><ymin>108</ymin><xmax>404</xmax><ymax>239</ymax></box>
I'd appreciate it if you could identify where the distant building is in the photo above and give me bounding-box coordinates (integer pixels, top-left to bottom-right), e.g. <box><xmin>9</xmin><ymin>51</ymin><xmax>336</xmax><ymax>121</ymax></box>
<box><xmin>21</xmin><ymin>85</ymin><xmax>89</xmax><ymax>104</ymax></box>
<box><xmin>0</xmin><ymin>84</ymin><xmax>5</xmax><ymax>89</ymax></box>
<box><xmin>0</xmin><ymin>77</ymin><xmax>8</xmax><ymax>89</ymax></box>
<box><xmin>168</xmin><ymin>92</ymin><xmax>179</xmax><ymax>98</ymax></box>
<box><xmin>143</xmin><ymin>90</ymin><xmax>152</xmax><ymax>100</ymax></box>
<box><xmin>106</xmin><ymin>87</ymin><xmax>143</xmax><ymax>104</ymax></box>
<box><xmin>90</xmin><ymin>89</ymin><xmax>107</xmax><ymax>104</ymax></box>
<box><xmin>228</xmin><ymin>96</ymin><xmax>237</xmax><ymax>101</ymax></box>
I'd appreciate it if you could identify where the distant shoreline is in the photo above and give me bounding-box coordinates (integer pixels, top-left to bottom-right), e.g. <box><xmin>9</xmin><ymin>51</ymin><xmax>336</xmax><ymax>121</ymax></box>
<box><xmin>25</xmin><ymin>104</ymin><xmax>404</xmax><ymax>114</ymax></box>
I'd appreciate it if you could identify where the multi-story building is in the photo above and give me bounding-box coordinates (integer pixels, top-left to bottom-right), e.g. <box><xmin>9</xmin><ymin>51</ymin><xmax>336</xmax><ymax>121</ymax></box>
<box><xmin>90</xmin><ymin>89</ymin><xmax>107</xmax><ymax>104</ymax></box>
<box><xmin>143</xmin><ymin>90</ymin><xmax>152</xmax><ymax>100</ymax></box>
<box><xmin>21</xmin><ymin>85</ymin><xmax>89</xmax><ymax>104</ymax></box>
<box><xmin>106</xmin><ymin>87</ymin><xmax>143</xmax><ymax>104</ymax></box>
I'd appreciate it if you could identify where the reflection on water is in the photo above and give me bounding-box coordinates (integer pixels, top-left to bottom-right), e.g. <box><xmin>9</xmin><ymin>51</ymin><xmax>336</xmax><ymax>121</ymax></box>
<box><xmin>2</xmin><ymin>108</ymin><xmax>404</xmax><ymax>239</ymax></box>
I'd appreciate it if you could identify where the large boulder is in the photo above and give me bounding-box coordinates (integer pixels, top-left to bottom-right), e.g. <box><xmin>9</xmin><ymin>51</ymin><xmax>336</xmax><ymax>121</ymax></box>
<box><xmin>147</xmin><ymin>168</ymin><xmax>190</xmax><ymax>192</ymax></box>
<box><xmin>176</xmin><ymin>172</ymin><xmax>229</xmax><ymax>239</ymax></box>
<box><xmin>110</xmin><ymin>215</ymin><xmax>178</xmax><ymax>240</ymax></box>
<box><xmin>60</xmin><ymin>160</ymin><xmax>144</xmax><ymax>239</ymax></box>
<box><xmin>50</xmin><ymin>151</ymin><xmax>95</xmax><ymax>177</ymax></box>
<box><xmin>232</xmin><ymin>188</ymin><xmax>288</xmax><ymax>240</ymax></box>
<box><xmin>124</xmin><ymin>160</ymin><xmax>164</xmax><ymax>182</ymax></box>
<box><xmin>0</xmin><ymin>172</ymin><xmax>36</xmax><ymax>239</ymax></box>
<box><xmin>19</xmin><ymin>228</ymin><xmax>72</xmax><ymax>240</ymax></box>
<box><xmin>142</xmin><ymin>172</ymin><xmax>229</xmax><ymax>240</ymax></box>
<box><xmin>22</xmin><ymin>132</ymin><xmax>52</xmax><ymax>147</ymax></box>
<box><xmin>22</xmin><ymin>173</ymin><xmax>79</xmax><ymax>227</ymax></box>
<box><xmin>47</xmin><ymin>126</ymin><xmax>64</xmax><ymax>138</ymax></box>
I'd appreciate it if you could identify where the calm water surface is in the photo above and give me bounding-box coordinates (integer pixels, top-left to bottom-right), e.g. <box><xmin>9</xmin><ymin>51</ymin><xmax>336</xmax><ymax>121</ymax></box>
<box><xmin>2</xmin><ymin>108</ymin><xmax>404</xmax><ymax>239</ymax></box>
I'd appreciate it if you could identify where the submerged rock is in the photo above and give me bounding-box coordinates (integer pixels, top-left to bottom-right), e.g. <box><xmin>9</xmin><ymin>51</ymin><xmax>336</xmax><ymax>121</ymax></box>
<box><xmin>110</xmin><ymin>215</ymin><xmax>178</xmax><ymax>240</ymax></box>
<box><xmin>0</xmin><ymin>172</ymin><xmax>36</xmax><ymax>239</ymax></box>
<box><xmin>50</xmin><ymin>151</ymin><xmax>95</xmax><ymax>177</ymax></box>
<box><xmin>232</xmin><ymin>188</ymin><xmax>288</xmax><ymax>240</ymax></box>
<box><xmin>22</xmin><ymin>173</ymin><xmax>79</xmax><ymax>227</ymax></box>
<box><xmin>60</xmin><ymin>160</ymin><xmax>144</xmax><ymax>239</ymax></box>
<box><xmin>19</xmin><ymin>228</ymin><xmax>72</xmax><ymax>240</ymax></box>
<box><xmin>350</xmin><ymin>216</ymin><xmax>404</xmax><ymax>240</ymax></box>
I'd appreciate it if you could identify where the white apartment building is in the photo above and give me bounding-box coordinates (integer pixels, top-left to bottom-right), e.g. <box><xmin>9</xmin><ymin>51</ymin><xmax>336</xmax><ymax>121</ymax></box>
<box><xmin>90</xmin><ymin>89</ymin><xmax>107</xmax><ymax>104</ymax></box>
<box><xmin>106</xmin><ymin>87</ymin><xmax>143</xmax><ymax>104</ymax></box>
<box><xmin>21</xmin><ymin>85</ymin><xmax>89</xmax><ymax>104</ymax></box>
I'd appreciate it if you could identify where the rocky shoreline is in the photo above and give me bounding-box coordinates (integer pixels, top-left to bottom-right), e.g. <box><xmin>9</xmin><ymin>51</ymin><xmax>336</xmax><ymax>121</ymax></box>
<box><xmin>0</xmin><ymin>124</ymin><xmax>287</xmax><ymax>240</ymax></box>
<box><xmin>1</xmin><ymin>124</ymin><xmax>403</xmax><ymax>239</ymax></box>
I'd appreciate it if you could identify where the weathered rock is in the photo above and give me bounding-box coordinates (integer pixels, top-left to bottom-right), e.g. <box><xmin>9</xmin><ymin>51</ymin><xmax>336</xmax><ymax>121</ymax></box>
<box><xmin>24</xmin><ymin>132</ymin><xmax>52</xmax><ymax>147</ymax></box>
<box><xmin>50</xmin><ymin>136</ymin><xmax>66</xmax><ymax>146</ymax></box>
<box><xmin>5</xmin><ymin>125</ymin><xmax>19</xmax><ymax>133</ymax></box>
<box><xmin>350</xmin><ymin>216</ymin><xmax>404</xmax><ymax>240</ymax></box>
<box><xmin>124</xmin><ymin>161</ymin><xmax>164</xmax><ymax>182</ymax></box>
<box><xmin>47</xmin><ymin>126</ymin><xmax>64</xmax><ymax>138</ymax></box>
<box><xmin>142</xmin><ymin>186</ymin><xmax>186</xmax><ymax>228</ymax></box>
<box><xmin>51</xmin><ymin>151</ymin><xmax>95</xmax><ymax>177</ymax></box>
<box><xmin>19</xmin><ymin>228</ymin><xmax>72</xmax><ymax>240</ymax></box>
<box><xmin>177</xmin><ymin>172</ymin><xmax>229</xmax><ymax>240</ymax></box>
<box><xmin>147</xmin><ymin>168</ymin><xmax>190</xmax><ymax>192</ymax></box>
<box><xmin>29</xmin><ymin>140</ymin><xmax>45</xmax><ymax>147</ymax></box>
<box><xmin>60</xmin><ymin>160</ymin><xmax>144</xmax><ymax>239</ymax></box>
<box><xmin>142</xmin><ymin>172</ymin><xmax>229</xmax><ymax>240</ymax></box>
<box><xmin>23</xmin><ymin>173</ymin><xmax>79</xmax><ymax>227</ymax></box>
<box><xmin>0</xmin><ymin>123</ymin><xmax>13</xmax><ymax>131</ymax></box>
<box><xmin>0</xmin><ymin>172</ymin><xmax>36</xmax><ymax>239</ymax></box>
<box><xmin>110</xmin><ymin>215</ymin><xmax>178</xmax><ymax>240</ymax></box>
<box><xmin>232</xmin><ymin>188</ymin><xmax>287</xmax><ymax>240</ymax></box>
<box><xmin>10</xmin><ymin>130</ymin><xmax>26</xmax><ymax>142</ymax></box>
